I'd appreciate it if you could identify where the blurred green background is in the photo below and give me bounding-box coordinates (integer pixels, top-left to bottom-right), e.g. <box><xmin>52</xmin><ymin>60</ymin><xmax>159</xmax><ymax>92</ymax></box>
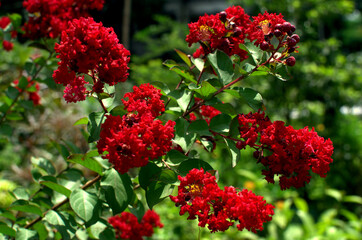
<box><xmin>0</xmin><ymin>0</ymin><xmax>361</xmax><ymax>239</ymax></box>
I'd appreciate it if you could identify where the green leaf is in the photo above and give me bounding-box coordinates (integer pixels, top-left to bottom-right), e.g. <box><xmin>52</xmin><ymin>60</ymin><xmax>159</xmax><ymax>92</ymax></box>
<box><xmin>11</xmin><ymin>187</ymin><xmax>29</xmax><ymax>200</ymax></box>
<box><xmin>0</xmin><ymin>223</ymin><xmax>16</xmax><ymax>237</ymax></box>
<box><xmin>87</xmin><ymin>220</ymin><xmax>115</xmax><ymax>239</ymax></box>
<box><xmin>87</xmin><ymin>112</ymin><xmax>106</xmax><ymax>143</ymax></box>
<box><xmin>325</xmin><ymin>189</ymin><xmax>343</xmax><ymax>202</ymax></box>
<box><xmin>31</xmin><ymin>157</ymin><xmax>56</xmax><ymax>175</ymax></box>
<box><xmin>159</xmin><ymin>169</ymin><xmax>178</xmax><ymax>184</ymax></box>
<box><xmin>294</xmin><ymin>197</ymin><xmax>309</xmax><ymax>212</ymax></box>
<box><xmin>6</xmin><ymin>112</ymin><xmax>23</xmax><ymax>121</ymax></box>
<box><xmin>224</xmin><ymin>138</ymin><xmax>241</xmax><ymax>167</ymax></box>
<box><xmin>0</xmin><ymin>209</ymin><xmax>16</xmax><ymax>221</ymax></box>
<box><xmin>213</xmin><ymin>103</ymin><xmax>236</xmax><ymax>116</ymax></box>
<box><xmin>100</xmin><ymin>169</ymin><xmax>133</xmax><ymax>215</ymax></box>
<box><xmin>73</xmin><ymin>117</ymin><xmax>89</xmax><ymax>126</ymax></box>
<box><xmin>343</xmin><ymin>195</ymin><xmax>362</xmax><ymax>204</ymax></box>
<box><xmin>44</xmin><ymin>210</ymin><xmax>77</xmax><ymax>240</ymax></box>
<box><xmin>146</xmin><ymin>181</ymin><xmax>174</xmax><ymax>209</ymax></box>
<box><xmin>8</xmin><ymin>13</ymin><xmax>22</xmax><ymax>28</ymax></box>
<box><xmin>0</xmin><ymin>124</ymin><xmax>13</xmax><ymax>136</ymax></box>
<box><xmin>239</xmin><ymin>88</ymin><xmax>264</xmax><ymax>111</ymax></box>
<box><xmin>15</xmin><ymin>228</ymin><xmax>38</xmax><ymax>240</ymax></box>
<box><xmin>33</xmin><ymin>222</ymin><xmax>48</xmax><ymax>240</ymax></box>
<box><xmin>10</xmin><ymin>200</ymin><xmax>43</xmax><ymax>216</ymax></box>
<box><xmin>207</xmin><ymin>50</ymin><xmax>234</xmax><ymax>85</ymax></box>
<box><xmin>18</xmin><ymin>76</ymin><xmax>29</xmax><ymax>90</ymax></box>
<box><xmin>67</xmin><ymin>153</ymin><xmax>103</xmax><ymax>175</ymax></box>
<box><xmin>178</xmin><ymin>159</ymin><xmax>213</xmax><ymax>176</ymax></box>
<box><xmin>209</xmin><ymin>113</ymin><xmax>232</xmax><ymax>133</ymax></box>
<box><xmin>19</xmin><ymin>100</ymin><xmax>34</xmax><ymax>110</ymax></box>
<box><xmin>192</xmin><ymin>57</ymin><xmax>205</xmax><ymax>72</ymax></box>
<box><xmin>166</xmin><ymin>149</ymin><xmax>189</xmax><ymax>165</ymax></box>
<box><xmin>139</xmin><ymin>162</ymin><xmax>162</xmax><ymax>189</ymax></box>
<box><xmin>188</xmin><ymin>119</ymin><xmax>211</xmax><ymax>136</ymax></box>
<box><xmin>151</xmin><ymin>81</ymin><xmax>171</xmax><ymax>95</ymax></box>
<box><xmin>69</xmin><ymin>189</ymin><xmax>98</xmax><ymax>222</ymax></box>
<box><xmin>40</xmin><ymin>181</ymin><xmax>72</xmax><ymax>198</ymax></box>
<box><xmin>175</xmin><ymin>49</ymin><xmax>191</xmax><ymax>67</ymax></box>
<box><xmin>173</xmin><ymin>118</ymin><xmax>197</xmax><ymax>152</ymax></box>
<box><xmin>24</xmin><ymin>61</ymin><xmax>37</xmax><ymax>76</ymax></box>
<box><xmin>189</xmin><ymin>81</ymin><xmax>217</xmax><ymax>100</ymax></box>
<box><xmin>167</xmin><ymin>88</ymin><xmax>192</xmax><ymax>112</ymax></box>
<box><xmin>241</xmin><ymin>41</ymin><xmax>264</xmax><ymax>64</ymax></box>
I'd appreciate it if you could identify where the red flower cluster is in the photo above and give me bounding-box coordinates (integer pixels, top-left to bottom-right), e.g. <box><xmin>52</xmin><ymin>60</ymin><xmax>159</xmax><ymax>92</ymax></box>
<box><xmin>122</xmin><ymin>83</ymin><xmax>165</xmax><ymax>118</ymax></box>
<box><xmin>189</xmin><ymin>98</ymin><xmax>221</xmax><ymax>124</ymax></box>
<box><xmin>13</xmin><ymin>77</ymin><xmax>41</xmax><ymax>106</ymax></box>
<box><xmin>170</xmin><ymin>168</ymin><xmax>274</xmax><ymax>233</ymax></box>
<box><xmin>97</xmin><ymin>84</ymin><xmax>175</xmax><ymax>174</ymax></box>
<box><xmin>52</xmin><ymin>17</ymin><xmax>130</xmax><ymax>103</ymax></box>
<box><xmin>186</xmin><ymin>6</ymin><xmax>251</xmax><ymax>59</ymax></box>
<box><xmin>248</xmin><ymin>11</ymin><xmax>300</xmax><ymax>66</ymax></box>
<box><xmin>22</xmin><ymin>0</ymin><xmax>104</xmax><ymax>39</ymax></box>
<box><xmin>237</xmin><ymin>112</ymin><xmax>334</xmax><ymax>190</ymax></box>
<box><xmin>108</xmin><ymin>210</ymin><xmax>163</xmax><ymax>240</ymax></box>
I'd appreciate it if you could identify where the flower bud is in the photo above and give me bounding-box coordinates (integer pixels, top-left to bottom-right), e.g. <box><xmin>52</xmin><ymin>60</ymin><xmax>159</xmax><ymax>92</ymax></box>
<box><xmin>236</xmin><ymin>141</ymin><xmax>246</xmax><ymax>150</ymax></box>
<box><xmin>275</xmin><ymin>23</ymin><xmax>283</xmax><ymax>31</ymax></box>
<box><xmin>286</xmin><ymin>56</ymin><xmax>296</xmax><ymax>66</ymax></box>
<box><xmin>282</xmin><ymin>22</ymin><xmax>292</xmax><ymax>32</ymax></box>
<box><xmin>234</xmin><ymin>27</ymin><xmax>242</xmax><ymax>37</ymax></box>
<box><xmin>260</xmin><ymin>41</ymin><xmax>269</xmax><ymax>51</ymax></box>
<box><xmin>219</xmin><ymin>11</ymin><xmax>227</xmax><ymax>22</ymax></box>
<box><xmin>290</xmin><ymin>24</ymin><xmax>296</xmax><ymax>33</ymax></box>
<box><xmin>291</xmin><ymin>34</ymin><xmax>300</xmax><ymax>43</ymax></box>
<box><xmin>274</xmin><ymin>29</ymin><xmax>282</xmax><ymax>37</ymax></box>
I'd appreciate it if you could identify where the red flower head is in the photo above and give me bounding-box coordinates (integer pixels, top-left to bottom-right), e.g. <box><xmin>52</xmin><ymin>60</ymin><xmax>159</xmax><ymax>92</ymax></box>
<box><xmin>122</xmin><ymin>84</ymin><xmax>165</xmax><ymax>118</ymax></box>
<box><xmin>170</xmin><ymin>168</ymin><xmax>274</xmax><ymax>233</ymax></box>
<box><xmin>108</xmin><ymin>210</ymin><xmax>163</xmax><ymax>240</ymax></box>
<box><xmin>97</xmin><ymin>114</ymin><xmax>175</xmax><ymax>174</ymax></box>
<box><xmin>237</xmin><ymin>112</ymin><xmax>334</xmax><ymax>190</ymax></box>
<box><xmin>53</xmin><ymin>17</ymin><xmax>130</xmax><ymax>103</ymax></box>
<box><xmin>22</xmin><ymin>0</ymin><xmax>104</xmax><ymax>39</ymax></box>
<box><xmin>0</xmin><ymin>16</ymin><xmax>11</xmax><ymax>29</ymax></box>
<box><xmin>259</xmin><ymin>122</ymin><xmax>334</xmax><ymax>190</ymax></box>
<box><xmin>186</xmin><ymin>6</ymin><xmax>251</xmax><ymax>59</ymax></box>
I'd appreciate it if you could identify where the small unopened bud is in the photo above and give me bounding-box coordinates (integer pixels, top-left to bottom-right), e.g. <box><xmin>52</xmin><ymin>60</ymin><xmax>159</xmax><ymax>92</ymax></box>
<box><xmin>275</xmin><ymin>23</ymin><xmax>283</xmax><ymax>31</ymax></box>
<box><xmin>286</xmin><ymin>56</ymin><xmax>296</xmax><ymax>66</ymax></box>
<box><xmin>274</xmin><ymin>29</ymin><xmax>282</xmax><ymax>37</ymax></box>
<box><xmin>253</xmin><ymin>150</ymin><xmax>261</xmax><ymax>159</ymax></box>
<box><xmin>236</xmin><ymin>141</ymin><xmax>246</xmax><ymax>150</ymax></box>
<box><xmin>219</xmin><ymin>11</ymin><xmax>227</xmax><ymax>22</ymax></box>
<box><xmin>282</xmin><ymin>22</ymin><xmax>292</xmax><ymax>32</ymax></box>
<box><xmin>290</xmin><ymin>24</ymin><xmax>296</xmax><ymax>33</ymax></box>
<box><xmin>260</xmin><ymin>41</ymin><xmax>269</xmax><ymax>51</ymax></box>
<box><xmin>234</xmin><ymin>27</ymin><xmax>242</xmax><ymax>37</ymax></box>
<box><xmin>291</xmin><ymin>34</ymin><xmax>300</xmax><ymax>43</ymax></box>
<box><xmin>288</xmin><ymin>47</ymin><xmax>296</xmax><ymax>53</ymax></box>
<box><xmin>287</xmin><ymin>38</ymin><xmax>297</xmax><ymax>47</ymax></box>
<box><xmin>230</xmin><ymin>22</ymin><xmax>236</xmax><ymax>28</ymax></box>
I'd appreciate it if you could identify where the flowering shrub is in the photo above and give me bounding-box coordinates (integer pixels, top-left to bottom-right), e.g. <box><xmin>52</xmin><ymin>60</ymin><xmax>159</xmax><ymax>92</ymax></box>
<box><xmin>0</xmin><ymin>2</ymin><xmax>336</xmax><ymax>240</ymax></box>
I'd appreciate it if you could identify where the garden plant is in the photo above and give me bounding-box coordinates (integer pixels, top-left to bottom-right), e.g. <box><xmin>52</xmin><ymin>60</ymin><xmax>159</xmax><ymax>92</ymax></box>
<box><xmin>1</xmin><ymin>0</ymin><xmax>358</xmax><ymax>239</ymax></box>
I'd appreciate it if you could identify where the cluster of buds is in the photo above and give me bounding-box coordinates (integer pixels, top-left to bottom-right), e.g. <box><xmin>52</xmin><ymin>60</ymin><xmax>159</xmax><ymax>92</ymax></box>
<box><xmin>0</xmin><ymin>16</ymin><xmax>17</xmax><ymax>51</ymax></box>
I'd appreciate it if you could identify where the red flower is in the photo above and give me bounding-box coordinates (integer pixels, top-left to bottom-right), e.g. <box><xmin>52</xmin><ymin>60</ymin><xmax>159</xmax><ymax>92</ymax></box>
<box><xmin>0</xmin><ymin>16</ymin><xmax>11</xmax><ymax>29</ymax></box>
<box><xmin>2</xmin><ymin>40</ymin><xmax>13</xmax><ymax>51</ymax></box>
<box><xmin>186</xmin><ymin>6</ymin><xmax>251</xmax><ymax>59</ymax></box>
<box><xmin>22</xmin><ymin>0</ymin><xmax>104</xmax><ymax>39</ymax></box>
<box><xmin>108</xmin><ymin>210</ymin><xmax>163</xmax><ymax>240</ymax></box>
<box><xmin>247</xmin><ymin>11</ymin><xmax>285</xmax><ymax>46</ymax></box>
<box><xmin>170</xmin><ymin>168</ymin><xmax>274</xmax><ymax>233</ymax></box>
<box><xmin>238</xmin><ymin>112</ymin><xmax>334</xmax><ymax>190</ymax></box>
<box><xmin>122</xmin><ymin>84</ymin><xmax>165</xmax><ymax>118</ymax></box>
<box><xmin>53</xmin><ymin>17</ymin><xmax>130</xmax><ymax>103</ymax></box>
<box><xmin>97</xmin><ymin>114</ymin><xmax>175</xmax><ymax>174</ymax></box>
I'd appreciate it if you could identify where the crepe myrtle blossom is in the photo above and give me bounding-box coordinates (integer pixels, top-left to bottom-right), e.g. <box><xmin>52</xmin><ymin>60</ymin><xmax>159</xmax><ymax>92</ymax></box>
<box><xmin>170</xmin><ymin>168</ymin><xmax>274</xmax><ymax>233</ymax></box>
<box><xmin>237</xmin><ymin>112</ymin><xmax>334</xmax><ymax>190</ymax></box>
<box><xmin>52</xmin><ymin>17</ymin><xmax>130</xmax><ymax>103</ymax></box>
<box><xmin>108</xmin><ymin>210</ymin><xmax>163</xmax><ymax>240</ymax></box>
